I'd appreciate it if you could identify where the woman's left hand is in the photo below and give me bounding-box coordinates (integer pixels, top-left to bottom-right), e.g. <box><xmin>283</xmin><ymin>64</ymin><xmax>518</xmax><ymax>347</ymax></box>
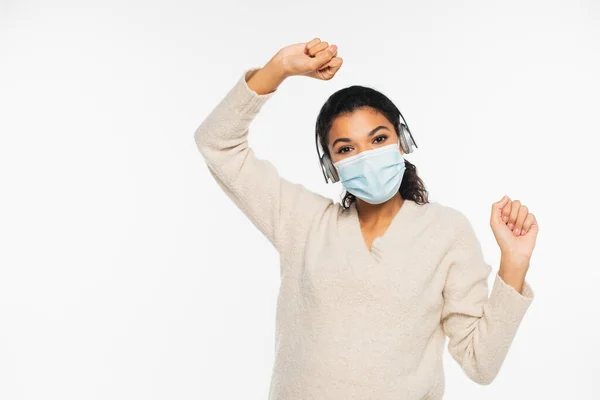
<box><xmin>490</xmin><ymin>195</ymin><xmax>539</xmax><ymax>267</ymax></box>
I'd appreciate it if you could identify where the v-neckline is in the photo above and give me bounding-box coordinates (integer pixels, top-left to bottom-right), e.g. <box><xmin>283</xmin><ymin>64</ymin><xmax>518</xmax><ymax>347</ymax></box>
<box><xmin>338</xmin><ymin>198</ymin><xmax>419</xmax><ymax>270</ymax></box>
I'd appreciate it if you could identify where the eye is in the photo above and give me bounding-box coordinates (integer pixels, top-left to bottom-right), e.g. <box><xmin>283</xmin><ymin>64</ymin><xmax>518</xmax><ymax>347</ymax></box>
<box><xmin>374</xmin><ymin>134</ymin><xmax>388</xmax><ymax>144</ymax></box>
<box><xmin>337</xmin><ymin>146</ymin><xmax>352</xmax><ymax>154</ymax></box>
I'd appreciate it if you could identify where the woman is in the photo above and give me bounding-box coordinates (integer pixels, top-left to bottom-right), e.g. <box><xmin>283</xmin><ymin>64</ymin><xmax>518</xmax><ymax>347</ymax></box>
<box><xmin>195</xmin><ymin>38</ymin><xmax>538</xmax><ymax>400</ymax></box>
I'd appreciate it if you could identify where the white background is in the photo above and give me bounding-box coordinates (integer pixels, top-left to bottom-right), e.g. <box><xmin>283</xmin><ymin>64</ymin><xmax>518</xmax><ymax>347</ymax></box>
<box><xmin>1</xmin><ymin>0</ymin><xmax>599</xmax><ymax>399</ymax></box>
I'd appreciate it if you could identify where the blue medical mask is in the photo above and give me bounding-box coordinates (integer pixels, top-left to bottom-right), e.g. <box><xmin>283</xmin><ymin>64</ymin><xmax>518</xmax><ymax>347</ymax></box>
<box><xmin>333</xmin><ymin>142</ymin><xmax>406</xmax><ymax>205</ymax></box>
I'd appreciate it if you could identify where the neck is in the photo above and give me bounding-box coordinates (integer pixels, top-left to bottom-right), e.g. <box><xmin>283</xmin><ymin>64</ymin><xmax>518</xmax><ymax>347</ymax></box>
<box><xmin>355</xmin><ymin>193</ymin><xmax>405</xmax><ymax>228</ymax></box>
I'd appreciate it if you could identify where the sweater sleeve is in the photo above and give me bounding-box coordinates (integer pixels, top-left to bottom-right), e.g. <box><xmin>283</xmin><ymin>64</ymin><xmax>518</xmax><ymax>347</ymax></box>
<box><xmin>194</xmin><ymin>66</ymin><xmax>332</xmax><ymax>252</ymax></box>
<box><xmin>440</xmin><ymin>211</ymin><xmax>534</xmax><ymax>386</ymax></box>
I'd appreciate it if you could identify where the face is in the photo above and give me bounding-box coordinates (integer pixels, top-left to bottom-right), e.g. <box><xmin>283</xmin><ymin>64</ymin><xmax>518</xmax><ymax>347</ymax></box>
<box><xmin>327</xmin><ymin>107</ymin><xmax>403</xmax><ymax>164</ymax></box>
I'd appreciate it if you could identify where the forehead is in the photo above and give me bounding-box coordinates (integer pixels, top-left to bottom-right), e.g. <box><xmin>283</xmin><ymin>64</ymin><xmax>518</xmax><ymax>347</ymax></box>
<box><xmin>328</xmin><ymin>107</ymin><xmax>392</xmax><ymax>141</ymax></box>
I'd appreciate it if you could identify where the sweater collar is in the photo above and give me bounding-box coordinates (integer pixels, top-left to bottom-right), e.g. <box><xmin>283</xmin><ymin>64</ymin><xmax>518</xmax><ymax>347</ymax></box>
<box><xmin>337</xmin><ymin>198</ymin><xmax>421</xmax><ymax>269</ymax></box>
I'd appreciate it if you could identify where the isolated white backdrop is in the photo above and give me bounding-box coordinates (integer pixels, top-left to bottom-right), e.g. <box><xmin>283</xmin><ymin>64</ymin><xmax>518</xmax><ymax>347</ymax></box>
<box><xmin>1</xmin><ymin>0</ymin><xmax>598</xmax><ymax>399</ymax></box>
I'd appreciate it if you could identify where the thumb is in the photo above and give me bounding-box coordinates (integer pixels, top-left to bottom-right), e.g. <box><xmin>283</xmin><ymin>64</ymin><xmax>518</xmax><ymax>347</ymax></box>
<box><xmin>491</xmin><ymin>195</ymin><xmax>510</xmax><ymax>225</ymax></box>
<box><xmin>310</xmin><ymin>45</ymin><xmax>336</xmax><ymax>69</ymax></box>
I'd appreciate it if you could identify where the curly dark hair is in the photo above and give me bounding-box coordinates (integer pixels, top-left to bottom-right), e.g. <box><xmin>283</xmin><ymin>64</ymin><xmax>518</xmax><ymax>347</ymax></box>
<box><xmin>315</xmin><ymin>84</ymin><xmax>429</xmax><ymax>209</ymax></box>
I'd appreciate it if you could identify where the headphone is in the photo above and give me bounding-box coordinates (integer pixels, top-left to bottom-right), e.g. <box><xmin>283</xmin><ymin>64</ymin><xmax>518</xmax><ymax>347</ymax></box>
<box><xmin>315</xmin><ymin>109</ymin><xmax>418</xmax><ymax>184</ymax></box>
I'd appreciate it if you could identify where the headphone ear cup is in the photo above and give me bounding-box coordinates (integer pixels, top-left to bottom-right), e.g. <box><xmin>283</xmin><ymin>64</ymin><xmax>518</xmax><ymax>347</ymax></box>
<box><xmin>398</xmin><ymin>123</ymin><xmax>408</xmax><ymax>153</ymax></box>
<box><xmin>321</xmin><ymin>154</ymin><xmax>339</xmax><ymax>183</ymax></box>
<box><xmin>399</xmin><ymin>123</ymin><xmax>417</xmax><ymax>154</ymax></box>
<box><xmin>330</xmin><ymin>158</ymin><xmax>339</xmax><ymax>182</ymax></box>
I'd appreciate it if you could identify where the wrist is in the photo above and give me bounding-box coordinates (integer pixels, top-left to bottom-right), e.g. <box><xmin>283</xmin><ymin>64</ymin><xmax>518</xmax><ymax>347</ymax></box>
<box><xmin>266</xmin><ymin>53</ymin><xmax>288</xmax><ymax>79</ymax></box>
<box><xmin>500</xmin><ymin>252</ymin><xmax>530</xmax><ymax>268</ymax></box>
<box><xmin>498</xmin><ymin>268</ymin><xmax>527</xmax><ymax>295</ymax></box>
<box><xmin>498</xmin><ymin>254</ymin><xmax>529</xmax><ymax>295</ymax></box>
<box><xmin>246</xmin><ymin>60</ymin><xmax>286</xmax><ymax>96</ymax></box>
<box><xmin>263</xmin><ymin>57</ymin><xmax>287</xmax><ymax>84</ymax></box>
<box><xmin>499</xmin><ymin>254</ymin><xmax>530</xmax><ymax>277</ymax></box>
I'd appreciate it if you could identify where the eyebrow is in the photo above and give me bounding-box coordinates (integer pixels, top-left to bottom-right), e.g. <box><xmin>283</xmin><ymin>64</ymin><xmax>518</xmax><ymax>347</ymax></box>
<box><xmin>331</xmin><ymin>126</ymin><xmax>391</xmax><ymax>149</ymax></box>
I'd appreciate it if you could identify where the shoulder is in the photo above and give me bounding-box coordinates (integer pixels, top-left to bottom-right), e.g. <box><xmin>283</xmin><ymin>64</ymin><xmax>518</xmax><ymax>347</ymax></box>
<box><xmin>435</xmin><ymin>202</ymin><xmax>470</xmax><ymax>224</ymax></box>
<box><xmin>433</xmin><ymin>202</ymin><xmax>488</xmax><ymax>254</ymax></box>
<box><xmin>410</xmin><ymin>200</ymin><xmax>466</xmax><ymax>225</ymax></box>
<box><xmin>422</xmin><ymin>200</ymin><xmax>477</xmax><ymax>239</ymax></box>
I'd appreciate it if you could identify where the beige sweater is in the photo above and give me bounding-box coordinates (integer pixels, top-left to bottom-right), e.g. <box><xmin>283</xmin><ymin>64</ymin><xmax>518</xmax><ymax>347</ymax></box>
<box><xmin>194</xmin><ymin>66</ymin><xmax>535</xmax><ymax>399</ymax></box>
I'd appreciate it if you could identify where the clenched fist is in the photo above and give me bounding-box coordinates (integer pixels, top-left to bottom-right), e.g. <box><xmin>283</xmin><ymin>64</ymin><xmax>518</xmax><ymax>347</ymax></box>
<box><xmin>270</xmin><ymin>37</ymin><xmax>344</xmax><ymax>81</ymax></box>
<box><xmin>491</xmin><ymin>195</ymin><xmax>539</xmax><ymax>266</ymax></box>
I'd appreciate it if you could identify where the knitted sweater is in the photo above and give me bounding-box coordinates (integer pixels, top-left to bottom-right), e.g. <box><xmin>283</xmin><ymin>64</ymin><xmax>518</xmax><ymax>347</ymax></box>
<box><xmin>194</xmin><ymin>66</ymin><xmax>535</xmax><ymax>400</ymax></box>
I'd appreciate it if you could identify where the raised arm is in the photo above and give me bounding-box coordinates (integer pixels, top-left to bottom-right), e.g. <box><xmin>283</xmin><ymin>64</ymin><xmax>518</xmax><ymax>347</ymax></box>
<box><xmin>194</xmin><ymin>39</ymin><xmax>343</xmax><ymax>253</ymax></box>
<box><xmin>440</xmin><ymin>210</ymin><xmax>535</xmax><ymax>385</ymax></box>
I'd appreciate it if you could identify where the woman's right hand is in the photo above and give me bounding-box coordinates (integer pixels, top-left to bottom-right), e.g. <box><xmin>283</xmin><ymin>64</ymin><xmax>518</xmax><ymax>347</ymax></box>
<box><xmin>270</xmin><ymin>37</ymin><xmax>343</xmax><ymax>81</ymax></box>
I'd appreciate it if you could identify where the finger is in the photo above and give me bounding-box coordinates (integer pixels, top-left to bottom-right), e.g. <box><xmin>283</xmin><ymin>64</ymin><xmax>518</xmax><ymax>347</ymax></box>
<box><xmin>491</xmin><ymin>195</ymin><xmax>510</xmax><ymax>224</ymax></box>
<box><xmin>310</xmin><ymin>45</ymin><xmax>337</xmax><ymax>69</ymax></box>
<box><xmin>520</xmin><ymin>213</ymin><xmax>535</xmax><ymax>235</ymax></box>
<box><xmin>501</xmin><ymin>196</ymin><xmax>512</xmax><ymax>223</ymax></box>
<box><xmin>305</xmin><ymin>38</ymin><xmax>322</xmax><ymax>54</ymax></box>
<box><xmin>513</xmin><ymin>204</ymin><xmax>528</xmax><ymax>236</ymax></box>
<box><xmin>529</xmin><ymin>213</ymin><xmax>539</xmax><ymax>233</ymax></box>
<box><xmin>326</xmin><ymin>57</ymin><xmax>343</xmax><ymax>73</ymax></box>
<box><xmin>308</xmin><ymin>41</ymin><xmax>329</xmax><ymax>57</ymax></box>
<box><xmin>507</xmin><ymin>199</ymin><xmax>520</xmax><ymax>230</ymax></box>
<box><xmin>318</xmin><ymin>50</ymin><xmax>341</xmax><ymax>70</ymax></box>
<box><xmin>322</xmin><ymin>46</ymin><xmax>338</xmax><ymax>60</ymax></box>
<box><xmin>316</xmin><ymin>58</ymin><xmax>344</xmax><ymax>80</ymax></box>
